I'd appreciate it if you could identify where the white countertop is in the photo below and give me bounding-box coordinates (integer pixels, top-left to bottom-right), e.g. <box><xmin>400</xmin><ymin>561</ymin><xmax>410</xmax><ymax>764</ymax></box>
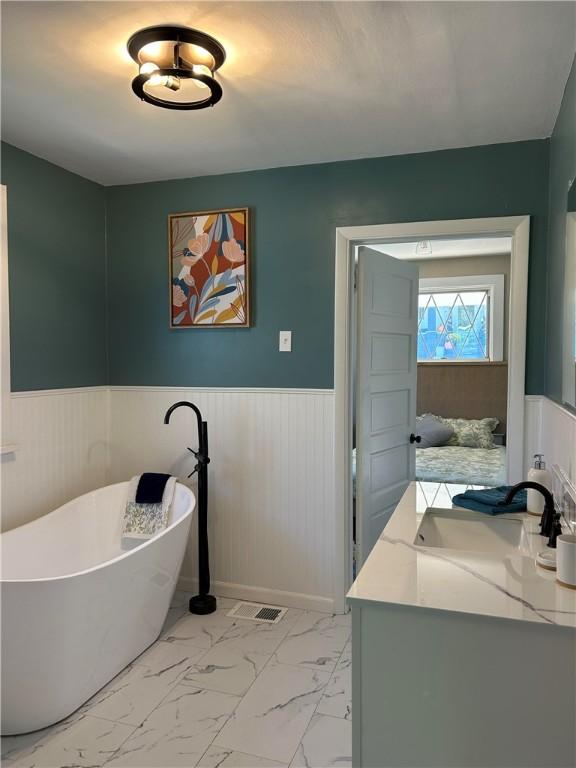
<box><xmin>347</xmin><ymin>482</ymin><xmax>576</xmax><ymax>628</ymax></box>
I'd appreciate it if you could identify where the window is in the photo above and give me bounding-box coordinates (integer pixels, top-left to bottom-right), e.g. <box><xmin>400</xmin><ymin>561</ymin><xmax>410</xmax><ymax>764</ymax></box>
<box><xmin>417</xmin><ymin>275</ymin><xmax>504</xmax><ymax>362</ymax></box>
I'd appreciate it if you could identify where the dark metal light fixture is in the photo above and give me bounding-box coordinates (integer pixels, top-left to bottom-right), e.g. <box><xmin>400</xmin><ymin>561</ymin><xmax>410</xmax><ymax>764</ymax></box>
<box><xmin>127</xmin><ymin>25</ymin><xmax>226</xmax><ymax>110</ymax></box>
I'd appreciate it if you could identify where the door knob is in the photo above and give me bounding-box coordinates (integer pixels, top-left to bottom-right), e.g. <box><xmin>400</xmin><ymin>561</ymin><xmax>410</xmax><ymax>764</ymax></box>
<box><xmin>410</xmin><ymin>433</ymin><xmax>422</xmax><ymax>444</ymax></box>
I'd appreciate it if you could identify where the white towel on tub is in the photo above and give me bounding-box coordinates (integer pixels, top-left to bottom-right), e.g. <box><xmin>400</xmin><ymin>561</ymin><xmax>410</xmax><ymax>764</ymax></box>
<box><xmin>121</xmin><ymin>475</ymin><xmax>177</xmax><ymax>550</ymax></box>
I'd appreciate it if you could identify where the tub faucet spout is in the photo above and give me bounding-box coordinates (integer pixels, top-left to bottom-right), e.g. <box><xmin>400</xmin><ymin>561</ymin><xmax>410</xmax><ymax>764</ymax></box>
<box><xmin>164</xmin><ymin>401</ymin><xmax>209</xmax><ymax>473</ymax></box>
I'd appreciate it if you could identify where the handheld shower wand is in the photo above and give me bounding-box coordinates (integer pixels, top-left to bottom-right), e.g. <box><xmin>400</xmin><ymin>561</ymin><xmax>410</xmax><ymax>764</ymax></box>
<box><xmin>164</xmin><ymin>401</ymin><xmax>216</xmax><ymax>615</ymax></box>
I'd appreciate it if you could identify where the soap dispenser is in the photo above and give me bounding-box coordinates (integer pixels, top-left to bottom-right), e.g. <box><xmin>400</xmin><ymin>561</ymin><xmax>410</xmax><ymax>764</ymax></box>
<box><xmin>527</xmin><ymin>454</ymin><xmax>552</xmax><ymax>516</ymax></box>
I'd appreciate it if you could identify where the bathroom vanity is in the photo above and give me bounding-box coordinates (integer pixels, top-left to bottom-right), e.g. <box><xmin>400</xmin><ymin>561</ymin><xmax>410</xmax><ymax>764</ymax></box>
<box><xmin>347</xmin><ymin>483</ymin><xmax>576</xmax><ymax>768</ymax></box>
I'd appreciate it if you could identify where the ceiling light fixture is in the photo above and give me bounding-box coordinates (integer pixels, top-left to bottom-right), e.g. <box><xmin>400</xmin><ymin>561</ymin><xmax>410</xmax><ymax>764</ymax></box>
<box><xmin>127</xmin><ymin>25</ymin><xmax>226</xmax><ymax>110</ymax></box>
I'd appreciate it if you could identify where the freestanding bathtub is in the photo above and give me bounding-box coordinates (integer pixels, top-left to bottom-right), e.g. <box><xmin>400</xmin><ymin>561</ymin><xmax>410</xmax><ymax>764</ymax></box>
<box><xmin>1</xmin><ymin>481</ymin><xmax>195</xmax><ymax>735</ymax></box>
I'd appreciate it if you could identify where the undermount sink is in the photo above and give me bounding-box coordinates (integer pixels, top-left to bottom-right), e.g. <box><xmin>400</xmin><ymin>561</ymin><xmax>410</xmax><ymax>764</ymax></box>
<box><xmin>414</xmin><ymin>507</ymin><xmax>531</xmax><ymax>556</ymax></box>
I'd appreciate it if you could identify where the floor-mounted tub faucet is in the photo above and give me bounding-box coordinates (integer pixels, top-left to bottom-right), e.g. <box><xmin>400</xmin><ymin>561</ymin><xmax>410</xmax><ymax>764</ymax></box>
<box><xmin>164</xmin><ymin>401</ymin><xmax>216</xmax><ymax>615</ymax></box>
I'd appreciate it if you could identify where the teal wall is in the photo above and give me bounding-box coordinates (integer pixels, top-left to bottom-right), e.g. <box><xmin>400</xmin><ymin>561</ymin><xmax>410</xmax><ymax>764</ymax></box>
<box><xmin>545</xmin><ymin>54</ymin><xmax>576</xmax><ymax>404</ymax></box>
<box><xmin>106</xmin><ymin>140</ymin><xmax>550</xmax><ymax>390</ymax></box>
<box><xmin>2</xmin><ymin>138</ymin><xmax>553</xmax><ymax>392</ymax></box>
<box><xmin>1</xmin><ymin>143</ymin><xmax>107</xmax><ymax>390</ymax></box>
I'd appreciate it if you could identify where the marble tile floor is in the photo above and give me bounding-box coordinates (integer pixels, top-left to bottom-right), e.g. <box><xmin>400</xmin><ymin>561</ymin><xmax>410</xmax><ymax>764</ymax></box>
<box><xmin>2</xmin><ymin>594</ymin><xmax>352</xmax><ymax>768</ymax></box>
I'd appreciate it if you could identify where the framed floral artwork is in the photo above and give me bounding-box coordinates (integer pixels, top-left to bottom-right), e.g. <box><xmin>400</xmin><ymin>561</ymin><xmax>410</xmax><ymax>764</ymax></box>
<box><xmin>169</xmin><ymin>207</ymin><xmax>250</xmax><ymax>327</ymax></box>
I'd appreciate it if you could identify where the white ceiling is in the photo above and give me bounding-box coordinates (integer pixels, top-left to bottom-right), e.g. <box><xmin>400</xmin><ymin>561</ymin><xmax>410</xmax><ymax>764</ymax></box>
<box><xmin>371</xmin><ymin>236</ymin><xmax>512</xmax><ymax>259</ymax></box>
<box><xmin>1</xmin><ymin>1</ymin><xmax>575</xmax><ymax>186</ymax></box>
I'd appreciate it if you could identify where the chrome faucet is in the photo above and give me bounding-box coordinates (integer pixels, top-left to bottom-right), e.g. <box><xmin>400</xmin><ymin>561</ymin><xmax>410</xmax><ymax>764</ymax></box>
<box><xmin>503</xmin><ymin>481</ymin><xmax>562</xmax><ymax>546</ymax></box>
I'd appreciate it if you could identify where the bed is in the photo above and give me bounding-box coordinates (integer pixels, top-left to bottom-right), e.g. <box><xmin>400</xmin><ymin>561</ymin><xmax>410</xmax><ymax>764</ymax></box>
<box><xmin>414</xmin><ymin>362</ymin><xmax>508</xmax><ymax>487</ymax></box>
<box><xmin>353</xmin><ymin>444</ymin><xmax>506</xmax><ymax>494</ymax></box>
<box><xmin>415</xmin><ymin>445</ymin><xmax>506</xmax><ymax>486</ymax></box>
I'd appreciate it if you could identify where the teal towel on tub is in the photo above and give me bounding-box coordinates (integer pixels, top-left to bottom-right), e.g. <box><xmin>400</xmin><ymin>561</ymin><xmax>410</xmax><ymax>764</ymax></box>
<box><xmin>452</xmin><ymin>486</ymin><xmax>528</xmax><ymax>516</ymax></box>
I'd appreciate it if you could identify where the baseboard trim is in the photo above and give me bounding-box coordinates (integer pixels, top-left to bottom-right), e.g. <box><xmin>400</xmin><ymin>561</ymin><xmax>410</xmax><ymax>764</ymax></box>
<box><xmin>177</xmin><ymin>576</ymin><xmax>337</xmax><ymax>614</ymax></box>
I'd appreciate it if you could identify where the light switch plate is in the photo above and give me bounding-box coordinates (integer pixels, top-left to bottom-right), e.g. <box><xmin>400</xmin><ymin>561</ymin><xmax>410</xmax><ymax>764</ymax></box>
<box><xmin>279</xmin><ymin>331</ymin><xmax>292</xmax><ymax>352</ymax></box>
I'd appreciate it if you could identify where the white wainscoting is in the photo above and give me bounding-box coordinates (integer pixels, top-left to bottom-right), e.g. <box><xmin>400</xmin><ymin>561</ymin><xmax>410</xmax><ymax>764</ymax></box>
<box><xmin>524</xmin><ymin>396</ymin><xmax>576</xmax><ymax>482</ymax></box>
<box><xmin>108</xmin><ymin>387</ymin><xmax>336</xmax><ymax>612</ymax></box>
<box><xmin>1</xmin><ymin>388</ymin><xmax>109</xmax><ymax>532</ymax></box>
<box><xmin>4</xmin><ymin>388</ymin><xmax>572</xmax><ymax>612</ymax></box>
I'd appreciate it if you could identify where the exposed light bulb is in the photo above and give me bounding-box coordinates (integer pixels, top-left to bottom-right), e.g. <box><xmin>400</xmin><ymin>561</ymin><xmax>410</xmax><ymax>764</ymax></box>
<box><xmin>140</xmin><ymin>61</ymin><xmax>159</xmax><ymax>76</ymax></box>
<box><xmin>148</xmin><ymin>74</ymin><xmax>181</xmax><ymax>90</ymax></box>
<box><xmin>148</xmin><ymin>73</ymin><xmax>166</xmax><ymax>87</ymax></box>
<box><xmin>140</xmin><ymin>62</ymin><xmax>180</xmax><ymax>91</ymax></box>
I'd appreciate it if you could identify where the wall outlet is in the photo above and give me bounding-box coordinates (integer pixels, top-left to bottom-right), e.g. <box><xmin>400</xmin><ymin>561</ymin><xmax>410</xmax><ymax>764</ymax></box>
<box><xmin>279</xmin><ymin>331</ymin><xmax>292</xmax><ymax>352</ymax></box>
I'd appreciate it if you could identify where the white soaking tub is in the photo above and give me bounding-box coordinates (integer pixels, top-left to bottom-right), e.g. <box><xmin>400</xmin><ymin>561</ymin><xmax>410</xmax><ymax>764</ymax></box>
<box><xmin>1</xmin><ymin>481</ymin><xmax>195</xmax><ymax>735</ymax></box>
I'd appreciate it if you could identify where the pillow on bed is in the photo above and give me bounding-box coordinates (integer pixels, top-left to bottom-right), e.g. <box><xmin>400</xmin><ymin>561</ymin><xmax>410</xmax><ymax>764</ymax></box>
<box><xmin>415</xmin><ymin>414</ymin><xmax>454</xmax><ymax>449</ymax></box>
<box><xmin>434</xmin><ymin>416</ymin><xmax>499</xmax><ymax>449</ymax></box>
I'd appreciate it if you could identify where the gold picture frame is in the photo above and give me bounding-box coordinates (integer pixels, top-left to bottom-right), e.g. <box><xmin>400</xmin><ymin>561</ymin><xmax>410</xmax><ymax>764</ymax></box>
<box><xmin>168</xmin><ymin>207</ymin><xmax>250</xmax><ymax>328</ymax></box>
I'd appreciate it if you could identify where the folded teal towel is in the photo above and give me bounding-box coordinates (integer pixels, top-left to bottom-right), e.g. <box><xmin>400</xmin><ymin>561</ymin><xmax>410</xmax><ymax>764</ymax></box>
<box><xmin>452</xmin><ymin>486</ymin><xmax>528</xmax><ymax>515</ymax></box>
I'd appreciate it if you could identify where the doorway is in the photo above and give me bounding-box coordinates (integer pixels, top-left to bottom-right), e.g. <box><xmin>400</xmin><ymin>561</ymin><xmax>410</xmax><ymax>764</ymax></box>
<box><xmin>352</xmin><ymin>238</ymin><xmax>512</xmax><ymax>571</ymax></box>
<box><xmin>333</xmin><ymin>216</ymin><xmax>530</xmax><ymax>612</ymax></box>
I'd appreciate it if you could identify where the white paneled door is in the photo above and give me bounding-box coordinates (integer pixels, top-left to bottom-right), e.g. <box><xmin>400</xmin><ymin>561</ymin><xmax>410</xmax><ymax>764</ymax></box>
<box><xmin>356</xmin><ymin>247</ymin><xmax>418</xmax><ymax>566</ymax></box>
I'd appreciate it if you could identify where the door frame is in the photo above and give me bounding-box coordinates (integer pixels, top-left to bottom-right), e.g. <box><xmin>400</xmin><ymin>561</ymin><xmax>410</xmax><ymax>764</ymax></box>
<box><xmin>333</xmin><ymin>216</ymin><xmax>530</xmax><ymax>612</ymax></box>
